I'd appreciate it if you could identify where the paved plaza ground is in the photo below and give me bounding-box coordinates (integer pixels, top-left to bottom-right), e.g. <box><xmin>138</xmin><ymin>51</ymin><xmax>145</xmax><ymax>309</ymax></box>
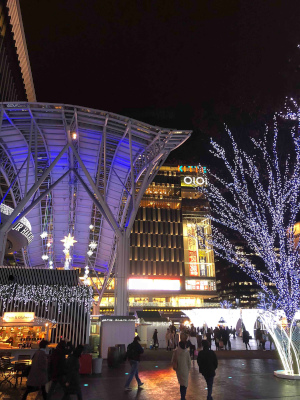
<box><xmin>1</xmin><ymin>338</ymin><xmax>299</xmax><ymax>400</ymax></box>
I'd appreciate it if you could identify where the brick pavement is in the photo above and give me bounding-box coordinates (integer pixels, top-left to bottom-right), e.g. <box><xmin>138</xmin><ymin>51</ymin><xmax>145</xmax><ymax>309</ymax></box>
<box><xmin>0</xmin><ymin>342</ymin><xmax>297</xmax><ymax>400</ymax></box>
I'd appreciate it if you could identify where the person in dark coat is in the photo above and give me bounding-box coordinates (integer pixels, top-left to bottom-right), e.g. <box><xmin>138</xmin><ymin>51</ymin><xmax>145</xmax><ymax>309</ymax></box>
<box><xmin>222</xmin><ymin>328</ymin><xmax>229</xmax><ymax>350</ymax></box>
<box><xmin>206</xmin><ymin>329</ymin><xmax>212</xmax><ymax>350</ymax></box>
<box><xmin>62</xmin><ymin>345</ymin><xmax>84</xmax><ymax>400</ymax></box>
<box><xmin>48</xmin><ymin>340</ymin><xmax>67</xmax><ymax>399</ymax></box>
<box><xmin>213</xmin><ymin>327</ymin><xmax>220</xmax><ymax>350</ymax></box>
<box><xmin>125</xmin><ymin>336</ymin><xmax>144</xmax><ymax>391</ymax></box>
<box><xmin>243</xmin><ymin>330</ymin><xmax>251</xmax><ymax>350</ymax></box>
<box><xmin>22</xmin><ymin>339</ymin><xmax>49</xmax><ymax>400</ymax></box>
<box><xmin>197</xmin><ymin>340</ymin><xmax>218</xmax><ymax>400</ymax></box>
<box><xmin>153</xmin><ymin>329</ymin><xmax>159</xmax><ymax>349</ymax></box>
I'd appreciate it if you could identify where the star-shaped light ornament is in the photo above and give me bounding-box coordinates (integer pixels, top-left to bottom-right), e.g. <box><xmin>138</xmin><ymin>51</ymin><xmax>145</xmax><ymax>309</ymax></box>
<box><xmin>61</xmin><ymin>234</ymin><xmax>77</xmax><ymax>270</ymax></box>
<box><xmin>89</xmin><ymin>241</ymin><xmax>97</xmax><ymax>251</ymax></box>
<box><xmin>61</xmin><ymin>233</ymin><xmax>77</xmax><ymax>249</ymax></box>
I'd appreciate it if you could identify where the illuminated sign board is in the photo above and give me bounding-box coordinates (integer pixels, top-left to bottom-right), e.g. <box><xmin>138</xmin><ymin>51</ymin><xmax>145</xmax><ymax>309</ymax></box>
<box><xmin>0</xmin><ymin>204</ymin><xmax>33</xmax><ymax>244</ymax></box>
<box><xmin>178</xmin><ymin>166</ymin><xmax>207</xmax><ymax>173</ymax></box>
<box><xmin>189</xmin><ymin>251</ymin><xmax>198</xmax><ymax>276</ymax></box>
<box><xmin>185</xmin><ymin>280</ymin><xmax>216</xmax><ymax>291</ymax></box>
<box><xmin>181</xmin><ymin>176</ymin><xmax>207</xmax><ymax>187</ymax></box>
<box><xmin>128</xmin><ymin>278</ymin><xmax>180</xmax><ymax>291</ymax></box>
<box><xmin>3</xmin><ymin>312</ymin><xmax>35</xmax><ymax>323</ymax></box>
<box><xmin>187</xmin><ymin>224</ymin><xmax>199</xmax><ymax>276</ymax></box>
<box><xmin>12</xmin><ymin>222</ymin><xmax>34</xmax><ymax>244</ymax></box>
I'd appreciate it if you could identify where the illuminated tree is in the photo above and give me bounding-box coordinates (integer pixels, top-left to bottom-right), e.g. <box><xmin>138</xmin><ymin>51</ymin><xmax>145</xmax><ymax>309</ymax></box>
<box><xmin>203</xmin><ymin>100</ymin><xmax>300</xmax><ymax>374</ymax></box>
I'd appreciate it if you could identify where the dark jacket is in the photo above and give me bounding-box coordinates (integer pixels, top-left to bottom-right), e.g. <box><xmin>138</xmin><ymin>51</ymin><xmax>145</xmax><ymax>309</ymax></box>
<box><xmin>65</xmin><ymin>354</ymin><xmax>81</xmax><ymax>394</ymax></box>
<box><xmin>27</xmin><ymin>349</ymin><xmax>48</xmax><ymax>387</ymax></box>
<box><xmin>127</xmin><ymin>340</ymin><xmax>144</xmax><ymax>362</ymax></box>
<box><xmin>197</xmin><ymin>348</ymin><xmax>218</xmax><ymax>378</ymax></box>
<box><xmin>243</xmin><ymin>330</ymin><xmax>250</xmax><ymax>344</ymax></box>
<box><xmin>49</xmin><ymin>346</ymin><xmax>67</xmax><ymax>381</ymax></box>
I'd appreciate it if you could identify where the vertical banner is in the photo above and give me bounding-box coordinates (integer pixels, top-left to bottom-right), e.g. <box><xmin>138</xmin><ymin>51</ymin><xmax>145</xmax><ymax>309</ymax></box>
<box><xmin>187</xmin><ymin>223</ymin><xmax>199</xmax><ymax>276</ymax></box>
<box><xmin>189</xmin><ymin>250</ymin><xmax>198</xmax><ymax>276</ymax></box>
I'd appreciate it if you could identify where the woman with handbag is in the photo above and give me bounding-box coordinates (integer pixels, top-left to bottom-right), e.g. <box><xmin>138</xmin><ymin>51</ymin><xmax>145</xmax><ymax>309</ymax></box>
<box><xmin>172</xmin><ymin>337</ymin><xmax>191</xmax><ymax>400</ymax></box>
<box><xmin>21</xmin><ymin>339</ymin><xmax>49</xmax><ymax>400</ymax></box>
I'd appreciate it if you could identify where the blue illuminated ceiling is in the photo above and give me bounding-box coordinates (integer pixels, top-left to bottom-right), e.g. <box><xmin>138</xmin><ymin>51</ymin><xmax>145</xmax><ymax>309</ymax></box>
<box><xmin>0</xmin><ymin>102</ymin><xmax>191</xmax><ymax>273</ymax></box>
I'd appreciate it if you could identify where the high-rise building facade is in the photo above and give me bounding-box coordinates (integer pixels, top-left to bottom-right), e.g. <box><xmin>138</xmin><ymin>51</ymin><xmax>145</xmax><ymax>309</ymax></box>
<box><xmin>0</xmin><ymin>0</ymin><xmax>35</xmax><ymax>101</ymax></box>
<box><xmin>99</xmin><ymin>165</ymin><xmax>217</xmax><ymax>312</ymax></box>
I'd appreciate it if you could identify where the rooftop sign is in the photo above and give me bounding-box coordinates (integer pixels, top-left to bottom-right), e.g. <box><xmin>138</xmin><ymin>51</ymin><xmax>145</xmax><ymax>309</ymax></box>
<box><xmin>181</xmin><ymin>176</ymin><xmax>207</xmax><ymax>187</ymax></box>
<box><xmin>178</xmin><ymin>166</ymin><xmax>207</xmax><ymax>173</ymax></box>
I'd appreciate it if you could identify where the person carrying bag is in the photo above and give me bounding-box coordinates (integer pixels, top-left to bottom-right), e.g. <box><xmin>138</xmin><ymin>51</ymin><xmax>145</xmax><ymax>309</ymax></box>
<box><xmin>172</xmin><ymin>339</ymin><xmax>191</xmax><ymax>400</ymax></box>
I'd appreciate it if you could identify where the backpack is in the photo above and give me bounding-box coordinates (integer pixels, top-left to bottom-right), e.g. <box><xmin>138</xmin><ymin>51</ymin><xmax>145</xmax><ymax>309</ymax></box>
<box><xmin>126</xmin><ymin>342</ymin><xmax>138</xmax><ymax>360</ymax></box>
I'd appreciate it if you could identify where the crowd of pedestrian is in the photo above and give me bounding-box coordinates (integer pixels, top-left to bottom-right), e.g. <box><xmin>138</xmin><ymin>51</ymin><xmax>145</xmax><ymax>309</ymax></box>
<box><xmin>19</xmin><ymin>323</ymin><xmax>275</xmax><ymax>400</ymax></box>
<box><xmin>124</xmin><ymin>323</ymin><xmax>276</xmax><ymax>399</ymax></box>
<box><xmin>21</xmin><ymin>339</ymin><xmax>85</xmax><ymax>400</ymax></box>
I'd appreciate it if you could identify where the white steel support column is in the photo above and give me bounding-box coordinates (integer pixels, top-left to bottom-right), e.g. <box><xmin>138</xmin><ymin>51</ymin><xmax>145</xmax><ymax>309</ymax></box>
<box><xmin>115</xmin><ymin>233</ymin><xmax>130</xmax><ymax>316</ymax></box>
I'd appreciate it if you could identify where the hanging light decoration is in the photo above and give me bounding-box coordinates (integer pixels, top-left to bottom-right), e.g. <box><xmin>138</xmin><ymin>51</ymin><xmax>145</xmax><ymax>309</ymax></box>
<box><xmin>61</xmin><ymin>234</ymin><xmax>77</xmax><ymax>270</ymax></box>
<box><xmin>84</xmin><ymin>265</ymin><xmax>89</xmax><ymax>285</ymax></box>
<box><xmin>61</xmin><ymin>233</ymin><xmax>77</xmax><ymax>249</ymax></box>
<box><xmin>41</xmin><ymin>254</ymin><xmax>48</xmax><ymax>260</ymax></box>
<box><xmin>40</xmin><ymin>231</ymin><xmax>48</xmax><ymax>239</ymax></box>
<box><xmin>89</xmin><ymin>241</ymin><xmax>97</xmax><ymax>251</ymax></box>
<box><xmin>87</xmin><ymin>250</ymin><xmax>93</xmax><ymax>257</ymax></box>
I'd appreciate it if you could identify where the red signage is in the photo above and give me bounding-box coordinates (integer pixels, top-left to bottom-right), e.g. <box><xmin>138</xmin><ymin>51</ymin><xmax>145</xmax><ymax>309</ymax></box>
<box><xmin>189</xmin><ymin>250</ymin><xmax>199</xmax><ymax>276</ymax></box>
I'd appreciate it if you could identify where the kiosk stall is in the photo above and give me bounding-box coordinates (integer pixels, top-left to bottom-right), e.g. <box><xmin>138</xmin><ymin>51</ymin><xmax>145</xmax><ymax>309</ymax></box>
<box><xmin>0</xmin><ymin>312</ymin><xmax>54</xmax><ymax>359</ymax></box>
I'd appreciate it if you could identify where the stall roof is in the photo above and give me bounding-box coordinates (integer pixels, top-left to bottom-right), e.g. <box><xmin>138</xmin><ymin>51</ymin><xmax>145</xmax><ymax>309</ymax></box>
<box><xmin>136</xmin><ymin>311</ymin><xmax>169</xmax><ymax>322</ymax></box>
<box><xmin>0</xmin><ymin>267</ymin><xmax>80</xmax><ymax>286</ymax></box>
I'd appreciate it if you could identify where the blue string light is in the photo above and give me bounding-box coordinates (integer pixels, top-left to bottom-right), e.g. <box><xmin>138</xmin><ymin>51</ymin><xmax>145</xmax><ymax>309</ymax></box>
<box><xmin>202</xmin><ymin>99</ymin><xmax>300</xmax><ymax>323</ymax></box>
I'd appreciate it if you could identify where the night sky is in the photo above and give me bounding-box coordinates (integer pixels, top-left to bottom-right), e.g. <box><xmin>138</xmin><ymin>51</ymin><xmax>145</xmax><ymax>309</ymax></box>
<box><xmin>19</xmin><ymin>0</ymin><xmax>300</xmax><ymax>164</ymax></box>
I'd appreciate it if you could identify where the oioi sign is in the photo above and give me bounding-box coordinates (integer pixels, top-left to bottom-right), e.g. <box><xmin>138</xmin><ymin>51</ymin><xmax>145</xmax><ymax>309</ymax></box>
<box><xmin>182</xmin><ymin>176</ymin><xmax>207</xmax><ymax>187</ymax></box>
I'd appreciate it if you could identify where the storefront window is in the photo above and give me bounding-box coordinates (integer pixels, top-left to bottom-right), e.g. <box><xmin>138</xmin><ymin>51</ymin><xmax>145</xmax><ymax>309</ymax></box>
<box><xmin>185</xmin><ymin>279</ymin><xmax>216</xmax><ymax>291</ymax></box>
<box><xmin>178</xmin><ymin>297</ymin><xmax>197</xmax><ymax>307</ymax></box>
<box><xmin>152</xmin><ymin>298</ymin><xmax>166</xmax><ymax>305</ymax></box>
<box><xmin>100</xmin><ymin>297</ymin><xmax>114</xmax><ymax>307</ymax></box>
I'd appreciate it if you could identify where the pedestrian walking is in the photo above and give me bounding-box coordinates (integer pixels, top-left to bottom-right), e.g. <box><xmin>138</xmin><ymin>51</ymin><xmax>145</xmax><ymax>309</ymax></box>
<box><xmin>232</xmin><ymin>327</ymin><xmax>236</xmax><ymax>339</ymax></box>
<box><xmin>213</xmin><ymin>327</ymin><xmax>220</xmax><ymax>345</ymax></box>
<box><xmin>188</xmin><ymin>333</ymin><xmax>198</xmax><ymax>360</ymax></box>
<box><xmin>206</xmin><ymin>329</ymin><xmax>212</xmax><ymax>350</ymax></box>
<box><xmin>48</xmin><ymin>340</ymin><xmax>68</xmax><ymax>399</ymax></box>
<box><xmin>243</xmin><ymin>329</ymin><xmax>251</xmax><ymax>350</ymax></box>
<box><xmin>261</xmin><ymin>331</ymin><xmax>267</xmax><ymax>351</ymax></box>
<box><xmin>125</xmin><ymin>336</ymin><xmax>144</xmax><ymax>391</ymax></box>
<box><xmin>21</xmin><ymin>339</ymin><xmax>49</xmax><ymax>400</ymax></box>
<box><xmin>175</xmin><ymin>330</ymin><xmax>180</xmax><ymax>348</ymax></box>
<box><xmin>221</xmin><ymin>328</ymin><xmax>229</xmax><ymax>350</ymax></box>
<box><xmin>197</xmin><ymin>340</ymin><xmax>218</xmax><ymax>400</ymax></box>
<box><xmin>172</xmin><ymin>340</ymin><xmax>191</xmax><ymax>400</ymax></box>
<box><xmin>62</xmin><ymin>345</ymin><xmax>84</xmax><ymax>400</ymax></box>
<box><xmin>165</xmin><ymin>328</ymin><xmax>170</xmax><ymax>350</ymax></box>
<box><xmin>153</xmin><ymin>329</ymin><xmax>159</xmax><ymax>349</ymax></box>
<box><xmin>166</xmin><ymin>328</ymin><xmax>174</xmax><ymax>350</ymax></box>
<box><xmin>256</xmin><ymin>327</ymin><xmax>262</xmax><ymax>348</ymax></box>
